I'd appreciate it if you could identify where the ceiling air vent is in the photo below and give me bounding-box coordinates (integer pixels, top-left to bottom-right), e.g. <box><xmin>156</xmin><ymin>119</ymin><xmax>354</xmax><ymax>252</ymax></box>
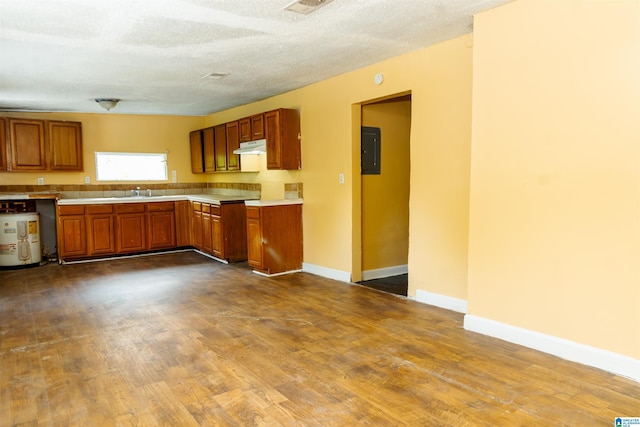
<box><xmin>202</xmin><ymin>72</ymin><xmax>230</xmax><ymax>80</ymax></box>
<box><xmin>284</xmin><ymin>0</ymin><xmax>334</xmax><ymax>15</ymax></box>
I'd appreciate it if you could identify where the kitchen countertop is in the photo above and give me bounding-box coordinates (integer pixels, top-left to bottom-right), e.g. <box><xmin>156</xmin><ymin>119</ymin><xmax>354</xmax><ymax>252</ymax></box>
<box><xmin>57</xmin><ymin>194</ymin><xmax>258</xmax><ymax>205</ymax></box>
<box><xmin>245</xmin><ymin>198</ymin><xmax>303</xmax><ymax>207</ymax></box>
<box><xmin>0</xmin><ymin>193</ymin><xmax>58</xmax><ymax>200</ymax></box>
<box><xmin>3</xmin><ymin>193</ymin><xmax>303</xmax><ymax>207</ymax></box>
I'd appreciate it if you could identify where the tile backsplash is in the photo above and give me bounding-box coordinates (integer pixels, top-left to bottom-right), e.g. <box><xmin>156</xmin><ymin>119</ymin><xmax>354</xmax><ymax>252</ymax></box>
<box><xmin>0</xmin><ymin>182</ymin><xmax>261</xmax><ymax>199</ymax></box>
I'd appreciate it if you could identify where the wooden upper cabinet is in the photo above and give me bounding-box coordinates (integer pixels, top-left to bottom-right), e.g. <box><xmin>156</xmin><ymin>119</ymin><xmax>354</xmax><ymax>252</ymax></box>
<box><xmin>47</xmin><ymin>121</ymin><xmax>83</xmax><ymax>170</ymax></box>
<box><xmin>202</xmin><ymin>127</ymin><xmax>215</xmax><ymax>173</ymax></box>
<box><xmin>240</xmin><ymin>114</ymin><xmax>265</xmax><ymax>142</ymax></box>
<box><xmin>9</xmin><ymin>118</ymin><xmax>46</xmax><ymax>170</ymax></box>
<box><xmin>225</xmin><ymin>121</ymin><xmax>240</xmax><ymax>171</ymax></box>
<box><xmin>250</xmin><ymin>114</ymin><xmax>264</xmax><ymax>140</ymax></box>
<box><xmin>189</xmin><ymin>130</ymin><xmax>204</xmax><ymax>173</ymax></box>
<box><xmin>239</xmin><ymin>117</ymin><xmax>251</xmax><ymax>143</ymax></box>
<box><xmin>0</xmin><ymin>118</ymin><xmax>7</xmax><ymax>171</ymax></box>
<box><xmin>264</xmin><ymin>109</ymin><xmax>301</xmax><ymax>170</ymax></box>
<box><xmin>188</xmin><ymin>108</ymin><xmax>297</xmax><ymax>173</ymax></box>
<box><xmin>214</xmin><ymin>124</ymin><xmax>227</xmax><ymax>171</ymax></box>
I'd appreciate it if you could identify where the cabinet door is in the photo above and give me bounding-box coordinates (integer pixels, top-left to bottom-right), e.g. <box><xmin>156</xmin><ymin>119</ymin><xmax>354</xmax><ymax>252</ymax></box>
<box><xmin>88</xmin><ymin>215</ymin><xmax>115</xmax><ymax>255</ymax></box>
<box><xmin>190</xmin><ymin>130</ymin><xmax>204</xmax><ymax>173</ymax></box>
<box><xmin>0</xmin><ymin>118</ymin><xmax>7</xmax><ymax>171</ymax></box>
<box><xmin>225</xmin><ymin>121</ymin><xmax>240</xmax><ymax>171</ymax></box>
<box><xmin>211</xmin><ymin>214</ymin><xmax>222</xmax><ymax>258</ymax></box>
<box><xmin>202</xmin><ymin>211</ymin><xmax>212</xmax><ymax>254</ymax></box>
<box><xmin>246</xmin><ymin>213</ymin><xmax>263</xmax><ymax>269</ymax></box>
<box><xmin>250</xmin><ymin>114</ymin><xmax>264</xmax><ymax>140</ymax></box>
<box><xmin>192</xmin><ymin>210</ymin><xmax>203</xmax><ymax>250</ymax></box>
<box><xmin>58</xmin><ymin>215</ymin><xmax>87</xmax><ymax>258</ymax></box>
<box><xmin>9</xmin><ymin>119</ymin><xmax>46</xmax><ymax>170</ymax></box>
<box><xmin>116</xmin><ymin>213</ymin><xmax>146</xmax><ymax>253</ymax></box>
<box><xmin>148</xmin><ymin>211</ymin><xmax>176</xmax><ymax>250</ymax></box>
<box><xmin>264</xmin><ymin>110</ymin><xmax>282</xmax><ymax>170</ymax></box>
<box><xmin>239</xmin><ymin>117</ymin><xmax>251</xmax><ymax>142</ymax></box>
<box><xmin>214</xmin><ymin>124</ymin><xmax>227</xmax><ymax>171</ymax></box>
<box><xmin>47</xmin><ymin>121</ymin><xmax>83</xmax><ymax>170</ymax></box>
<box><xmin>174</xmin><ymin>201</ymin><xmax>191</xmax><ymax>247</ymax></box>
<box><xmin>265</xmin><ymin>109</ymin><xmax>301</xmax><ymax>170</ymax></box>
<box><xmin>202</xmin><ymin>127</ymin><xmax>215</xmax><ymax>173</ymax></box>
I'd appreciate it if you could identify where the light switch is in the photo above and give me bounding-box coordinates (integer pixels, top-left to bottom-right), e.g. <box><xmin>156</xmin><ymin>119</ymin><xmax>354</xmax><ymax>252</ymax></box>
<box><xmin>37</xmin><ymin>177</ymin><xmax>44</xmax><ymax>185</ymax></box>
<box><xmin>339</xmin><ymin>173</ymin><xmax>344</xmax><ymax>184</ymax></box>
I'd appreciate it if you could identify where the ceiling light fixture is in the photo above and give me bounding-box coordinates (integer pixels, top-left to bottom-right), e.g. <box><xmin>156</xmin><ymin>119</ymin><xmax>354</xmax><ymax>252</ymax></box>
<box><xmin>95</xmin><ymin>98</ymin><xmax>120</xmax><ymax>111</ymax></box>
<box><xmin>283</xmin><ymin>0</ymin><xmax>334</xmax><ymax>14</ymax></box>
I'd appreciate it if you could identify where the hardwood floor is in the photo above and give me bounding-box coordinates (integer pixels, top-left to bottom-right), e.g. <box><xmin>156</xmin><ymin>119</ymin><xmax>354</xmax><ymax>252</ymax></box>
<box><xmin>358</xmin><ymin>274</ymin><xmax>408</xmax><ymax>296</ymax></box>
<box><xmin>1</xmin><ymin>252</ymin><xmax>638</xmax><ymax>426</ymax></box>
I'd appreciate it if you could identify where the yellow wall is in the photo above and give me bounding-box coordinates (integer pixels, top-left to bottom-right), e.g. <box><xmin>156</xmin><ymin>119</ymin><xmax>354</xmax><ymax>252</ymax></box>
<box><xmin>203</xmin><ymin>36</ymin><xmax>474</xmax><ymax>286</ymax></box>
<box><xmin>469</xmin><ymin>0</ymin><xmax>640</xmax><ymax>358</ymax></box>
<box><xmin>0</xmin><ymin>112</ymin><xmax>205</xmax><ymax>185</ymax></box>
<box><xmin>361</xmin><ymin>100</ymin><xmax>411</xmax><ymax>271</ymax></box>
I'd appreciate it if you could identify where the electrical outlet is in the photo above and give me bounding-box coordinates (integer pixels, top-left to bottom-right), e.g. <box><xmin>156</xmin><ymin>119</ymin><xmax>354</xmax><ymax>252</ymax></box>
<box><xmin>339</xmin><ymin>173</ymin><xmax>345</xmax><ymax>184</ymax></box>
<box><xmin>37</xmin><ymin>177</ymin><xmax>44</xmax><ymax>185</ymax></box>
<box><xmin>172</xmin><ymin>170</ymin><xmax>177</xmax><ymax>183</ymax></box>
<box><xmin>85</xmin><ymin>176</ymin><xmax>91</xmax><ymax>184</ymax></box>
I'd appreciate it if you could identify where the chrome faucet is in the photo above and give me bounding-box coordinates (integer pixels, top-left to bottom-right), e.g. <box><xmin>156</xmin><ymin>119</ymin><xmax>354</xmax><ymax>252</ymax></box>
<box><xmin>133</xmin><ymin>186</ymin><xmax>140</xmax><ymax>197</ymax></box>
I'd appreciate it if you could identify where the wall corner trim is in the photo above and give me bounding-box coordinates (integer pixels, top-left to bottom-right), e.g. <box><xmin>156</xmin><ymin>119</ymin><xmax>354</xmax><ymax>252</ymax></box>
<box><xmin>464</xmin><ymin>314</ymin><xmax>640</xmax><ymax>383</ymax></box>
<box><xmin>415</xmin><ymin>289</ymin><xmax>468</xmax><ymax>313</ymax></box>
<box><xmin>302</xmin><ymin>263</ymin><xmax>352</xmax><ymax>283</ymax></box>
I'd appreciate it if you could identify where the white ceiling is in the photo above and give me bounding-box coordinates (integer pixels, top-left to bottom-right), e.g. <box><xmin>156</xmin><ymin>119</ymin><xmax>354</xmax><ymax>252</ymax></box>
<box><xmin>0</xmin><ymin>0</ymin><xmax>511</xmax><ymax>116</ymax></box>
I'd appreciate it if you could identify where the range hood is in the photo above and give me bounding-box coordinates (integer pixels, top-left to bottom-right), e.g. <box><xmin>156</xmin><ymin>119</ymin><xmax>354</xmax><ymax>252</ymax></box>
<box><xmin>233</xmin><ymin>139</ymin><xmax>266</xmax><ymax>155</ymax></box>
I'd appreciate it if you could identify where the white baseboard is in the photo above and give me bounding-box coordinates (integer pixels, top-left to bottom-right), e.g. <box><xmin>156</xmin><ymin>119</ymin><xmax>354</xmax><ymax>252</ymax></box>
<box><xmin>253</xmin><ymin>269</ymin><xmax>302</xmax><ymax>277</ymax></box>
<box><xmin>415</xmin><ymin>289</ymin><xmax>468</xmax><ymax>313</ymax></box>
<box><xmin>302</xmin><ymin>263</ymin><xmax>351</xmax><ymax>283</ymax></box>
<box><xmin>361</xmin><ymin>265</ymin><xmax>408</xmax><ymax>281</ymax></box>
<box><xmin>464</xmin><ymin>314</ymin><xmax>640</xmax><ymax>383</ymax></box>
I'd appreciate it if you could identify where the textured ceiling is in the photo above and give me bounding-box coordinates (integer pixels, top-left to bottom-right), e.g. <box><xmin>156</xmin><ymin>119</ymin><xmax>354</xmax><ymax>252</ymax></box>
<box><xmin>0</xmin><ymin>0</ymin><xmax>511</xmax><ymax>116</ymax></box>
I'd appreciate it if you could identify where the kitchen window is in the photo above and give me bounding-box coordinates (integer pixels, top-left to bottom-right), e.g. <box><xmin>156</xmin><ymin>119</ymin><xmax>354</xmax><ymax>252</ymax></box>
<box><xmin>95</xmin><ymin>152</ymin><xmax>167</xmax><ymax>181</ymax></box>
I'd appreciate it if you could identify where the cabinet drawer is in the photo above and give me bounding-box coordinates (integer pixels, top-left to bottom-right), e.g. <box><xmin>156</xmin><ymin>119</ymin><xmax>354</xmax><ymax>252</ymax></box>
<box><xmin>246</xmin><ymin>206</ymin><xmax>260</xmax><ymax>219</ymax></box>
<box><xmin>59</xmin><ymin>205</ymin><xmax>85</xmax><ymax>215</ymax></box>
<box><xmin>147</xmin><ymin>201</ymin><xmax>175</xmax><ymax>212</ymax></box>
<box><xmin>192</xmin><ymin>202</ymin><xmax>202</xmax><ymax>212</ymax></box>
<box><xmin>210</xmin><ymin>205</ymin><xmax>220</xmax><ymax>216</ymax></box>
<box><xmin>86</xmin><ymin>204</ymin><xmax>113</xmax><ymax>215</ymax></box>
<box><xmin>202</xmin><ymin>203</ymin><xmax>211</xmax><ymax>214</ymax></box>
<box><xmin>115</xmin><ymin>203</ymin><xmax>145</xmax><ymax>213</ymax></box>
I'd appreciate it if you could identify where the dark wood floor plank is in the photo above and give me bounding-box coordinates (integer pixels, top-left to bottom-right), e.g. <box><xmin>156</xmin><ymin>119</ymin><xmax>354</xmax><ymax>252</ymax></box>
<box><xmin>1</xmin><ymin>251</ymin><xmax>639</xmax><ymax>425</ymax></box>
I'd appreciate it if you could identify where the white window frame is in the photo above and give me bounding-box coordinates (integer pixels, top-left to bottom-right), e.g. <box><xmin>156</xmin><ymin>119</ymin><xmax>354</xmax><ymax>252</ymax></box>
<box><xmin>95</xmin><ymin>152</ymin><xmax>168</xmax><ymax>181</ymax></box>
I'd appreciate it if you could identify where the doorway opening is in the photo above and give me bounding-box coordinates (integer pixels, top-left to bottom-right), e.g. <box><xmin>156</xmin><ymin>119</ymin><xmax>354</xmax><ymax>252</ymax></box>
<box><xmin>357</xmin><ymin>93</ymin><xmax>411</xmax><ymax>296</ymax></box>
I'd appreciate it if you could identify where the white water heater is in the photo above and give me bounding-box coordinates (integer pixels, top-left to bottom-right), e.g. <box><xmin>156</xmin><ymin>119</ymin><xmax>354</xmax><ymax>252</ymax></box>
<box><xmin>0</xmin><ymin>212</ymin><xmax>42</xmax><ymax>267</ymax></box>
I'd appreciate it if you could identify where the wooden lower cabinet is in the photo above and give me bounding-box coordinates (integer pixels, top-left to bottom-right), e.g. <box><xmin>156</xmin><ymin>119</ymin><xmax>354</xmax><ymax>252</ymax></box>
<box><xmin>174</xmin><ymin>200</ymin><xmax>191</xmax><ymax>247</ymax></box>
<box><xmin>86</xmin><ymin>205</ymin><xmax>115</xmax><ymax>256</ymax></box>
<box><xmin>57</xmin><ymin>201</ymin><xmax>182</xmax><ymax>262</ymax></box>
<box><xmin>190</xmin><ymin>201</ymin><xmax>247</xmax><ymax>262</ymax></box>
<box><xmin>213</xmin><ymin>203</ymin><xmax>247</xmax><ymax>262</ymax></box>
<box><xmin>246</xmin><ymin>203</ymin><xmax>302</xmax><ymax>275</ymax></box>
<box><xmin>57</xmin><ymin>205</ymin><xmax>87</xmax><ymax>259</ymax></box>
<box><xmin>192</xmin><ymin>202</ymin><xmax>203</xmax><ymax>250</ymax></box>
<box><xmin>246</xmin><ymin>212</ymin><xmax>263</xmax><ymax>268</ymax></box>
<box><xmin>148</xmin><ymin>202</ymin><xmax>176</xmax><ymax>250</ymax></box>
<box><xmin>202</xmin><ymin>208</ymin><xmax>213</xmax><ymax>254</ymax></box>
<box><xmin>116</xmin><ymin>214</ymin><xmax>146</xmax><ymax>253</ymax></box>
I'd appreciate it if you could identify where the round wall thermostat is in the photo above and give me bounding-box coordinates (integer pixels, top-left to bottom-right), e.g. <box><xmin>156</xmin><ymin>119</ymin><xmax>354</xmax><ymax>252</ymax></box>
<box><xmin>374</xmin><ymin>73</ymin><xmax>384</xmax><ymax>85</ymax></box>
